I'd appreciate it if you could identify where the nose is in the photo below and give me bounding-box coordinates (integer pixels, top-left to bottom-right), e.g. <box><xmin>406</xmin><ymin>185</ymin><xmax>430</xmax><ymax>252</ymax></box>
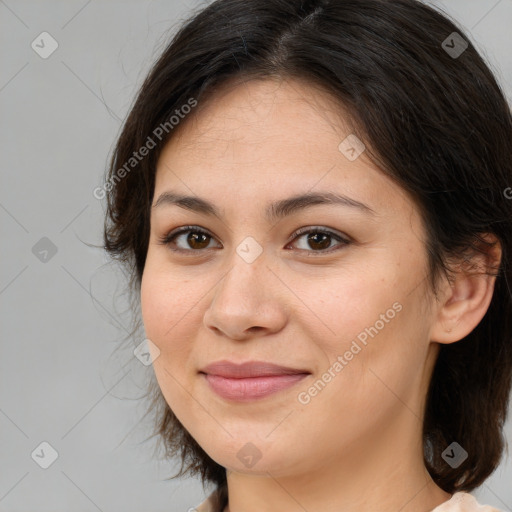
<box><xmin>203</xmin><ymin>254</ymin><xmax>288</xmax><ymax>341</ymax></box>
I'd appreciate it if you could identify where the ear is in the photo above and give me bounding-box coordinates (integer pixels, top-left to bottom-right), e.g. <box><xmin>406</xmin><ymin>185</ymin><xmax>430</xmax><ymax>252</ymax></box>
<box><xmin>430</xmin><ymin>234</ymin><xmax>502</xmax><ymax>344</ymax></box>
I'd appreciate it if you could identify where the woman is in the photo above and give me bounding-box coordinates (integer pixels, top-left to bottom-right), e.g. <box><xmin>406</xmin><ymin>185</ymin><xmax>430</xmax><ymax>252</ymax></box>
<box><xmin>102</xmin><ymin>0</ymin><xmax>512</xmax><ymax>510</ymax></box>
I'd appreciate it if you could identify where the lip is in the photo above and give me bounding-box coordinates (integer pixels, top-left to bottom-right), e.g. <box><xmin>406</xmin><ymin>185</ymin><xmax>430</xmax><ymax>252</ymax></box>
<box><xmin>200</xmin><ymin>360</ymin><xmax>311</xmax><ymax>378</ymax></box>
<box><xmin>199</xmin><ymin>360</ymin><xmax>311</xmax><ymax>402</ymax></box>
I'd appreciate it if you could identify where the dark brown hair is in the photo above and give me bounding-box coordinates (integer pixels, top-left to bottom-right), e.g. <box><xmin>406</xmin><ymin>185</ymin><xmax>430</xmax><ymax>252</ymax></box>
<box><xmin>102</xmin><ymin>0</ymin><xmax>512</xmax><ymax>508</ymax></box>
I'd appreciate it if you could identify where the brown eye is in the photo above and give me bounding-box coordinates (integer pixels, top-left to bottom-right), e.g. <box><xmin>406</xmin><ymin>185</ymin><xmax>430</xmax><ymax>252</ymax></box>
<box><xmin>288</xmin><ymin>227</ymin><xmax>350</xmax><ymax>254</ymax></box>
<box><xmin>159</xmin><ymin>226</ymin><xmax>220</xmax><ymax>252</ymax></box>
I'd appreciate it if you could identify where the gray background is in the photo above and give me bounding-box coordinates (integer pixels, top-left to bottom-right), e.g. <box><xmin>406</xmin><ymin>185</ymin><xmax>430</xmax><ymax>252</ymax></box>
<box><xmin>1</xmin><ymin>0</ymin><xmax>511</xmax><ymax>511</ymax></box>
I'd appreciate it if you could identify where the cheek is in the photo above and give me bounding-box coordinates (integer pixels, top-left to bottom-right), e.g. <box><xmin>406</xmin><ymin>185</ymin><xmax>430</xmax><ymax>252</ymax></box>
<box><xmin>289</xmin><ymin>261</ymin><xmax>403</xmax><ymax>352</ymax></box>
<box><xmin>294</xmin><ymin>262</ymin><xmax>425</xmax><ymax>407</ymax></box>
<box><xmin>140</xmin><ymin>268</ymin><xmax>199</xmax><ymax>418</ymax></box>
<box><xmin>140</xmin><ymin>266</ymin><xmax>198</xmax><ymax>362</ymax></box>
<box><xmin>294</xmin><ymin>305</ymin><xmax>422</xmax><ymax>455</ymax></box>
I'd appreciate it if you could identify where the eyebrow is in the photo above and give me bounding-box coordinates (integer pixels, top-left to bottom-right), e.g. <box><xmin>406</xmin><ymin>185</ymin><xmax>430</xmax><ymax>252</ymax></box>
<box><xmin>152</xmin><ymin>191</ymin><xmax>376</xmax><ymax>222</ymax></box>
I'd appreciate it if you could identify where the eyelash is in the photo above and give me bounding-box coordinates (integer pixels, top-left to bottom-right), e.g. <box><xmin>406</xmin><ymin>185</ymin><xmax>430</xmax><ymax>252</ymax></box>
<box><xmin>157</xmin><ymin>225</ymin><xmax>351</xmax><ymax>255</ymax></box>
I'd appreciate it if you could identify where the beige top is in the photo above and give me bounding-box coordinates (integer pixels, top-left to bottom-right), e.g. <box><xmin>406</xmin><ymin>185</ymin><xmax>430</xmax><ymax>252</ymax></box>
<box><xmin>193</xmin><ymin>490</ymin><xmax>502</xmax><ymax>512</ymax></box>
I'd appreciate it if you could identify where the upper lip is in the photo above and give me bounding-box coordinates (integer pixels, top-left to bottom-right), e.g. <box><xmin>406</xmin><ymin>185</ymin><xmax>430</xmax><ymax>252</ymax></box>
<box><xmin>200</xmin><ymin>360</ymin><xmax>311</xmax><ymax>378</ymax></box>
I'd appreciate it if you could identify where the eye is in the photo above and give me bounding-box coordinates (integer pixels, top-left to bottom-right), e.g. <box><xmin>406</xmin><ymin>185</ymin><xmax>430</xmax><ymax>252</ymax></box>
<box><xmin>286</xmin><ymin>226</ymin><xmax>350</xmax><ymax>254</ymax></box>
<box><xmin>157</xmin><ymin>225</ymin><xmax>350</xmax><ymax>254</ymax></box>
<box><xmin>158</xmin><ymin>226</ymin><xmax>221</xmax><ymax>252</ymax></box>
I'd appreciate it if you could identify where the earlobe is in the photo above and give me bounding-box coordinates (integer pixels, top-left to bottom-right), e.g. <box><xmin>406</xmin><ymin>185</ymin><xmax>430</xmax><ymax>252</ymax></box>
<box><xmin>429</xmin><ymin>234</ymin><xmax>502</xmax><ymax>344</ymax></box>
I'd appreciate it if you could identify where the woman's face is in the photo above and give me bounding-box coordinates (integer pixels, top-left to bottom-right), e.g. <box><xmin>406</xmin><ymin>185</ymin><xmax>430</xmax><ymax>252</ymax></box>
<box><xmin>141</xmin><ymin>78</ymin><xmax>442</xmax><ymax>477</ymax></box>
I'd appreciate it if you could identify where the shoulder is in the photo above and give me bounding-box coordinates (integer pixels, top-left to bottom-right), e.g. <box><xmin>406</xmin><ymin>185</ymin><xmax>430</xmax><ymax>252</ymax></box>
<box><xmin>431</xmin><ymin>492</ymin><xmax>503</xmax><ymax>512</ymax></box>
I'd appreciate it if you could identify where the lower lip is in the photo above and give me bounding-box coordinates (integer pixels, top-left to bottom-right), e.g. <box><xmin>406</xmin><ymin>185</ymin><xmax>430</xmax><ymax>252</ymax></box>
<box><xmin>202</xmin><ymin>373</ymin><xmax>309</xmax><ymax>401</ymax></box>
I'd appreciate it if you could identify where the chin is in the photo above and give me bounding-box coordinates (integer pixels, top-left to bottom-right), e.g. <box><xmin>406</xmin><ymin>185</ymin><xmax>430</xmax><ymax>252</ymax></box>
<box><xmin>204</xmin><ymin>437</ymin><xmax>299</xmax><ymax>476</ymax></box>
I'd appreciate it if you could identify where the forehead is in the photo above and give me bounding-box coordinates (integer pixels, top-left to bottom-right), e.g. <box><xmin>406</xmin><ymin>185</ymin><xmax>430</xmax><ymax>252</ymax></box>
<box><xmin>154</xmin><ymin>77</ymin><xmax>414</xmax><ymax>220</ymax></box>
<box><xmin>160</xmin><ymin>77</ymin><xmax>354</xmax><ymax>162</ymax></box>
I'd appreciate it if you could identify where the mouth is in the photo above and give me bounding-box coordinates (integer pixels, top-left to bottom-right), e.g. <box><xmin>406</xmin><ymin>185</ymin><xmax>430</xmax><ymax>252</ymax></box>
<box><xmin>199</xmin><ymin>360</ymin><xmax>311</xmax><ymax>402</ymax></box>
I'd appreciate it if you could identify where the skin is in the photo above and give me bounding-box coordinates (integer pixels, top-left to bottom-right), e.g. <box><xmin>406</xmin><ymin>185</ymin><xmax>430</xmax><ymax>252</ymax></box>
<box><xmin>140</xmin><ymin>77</ymin><xmax>501</xmax><ymax>512</ymax></box>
